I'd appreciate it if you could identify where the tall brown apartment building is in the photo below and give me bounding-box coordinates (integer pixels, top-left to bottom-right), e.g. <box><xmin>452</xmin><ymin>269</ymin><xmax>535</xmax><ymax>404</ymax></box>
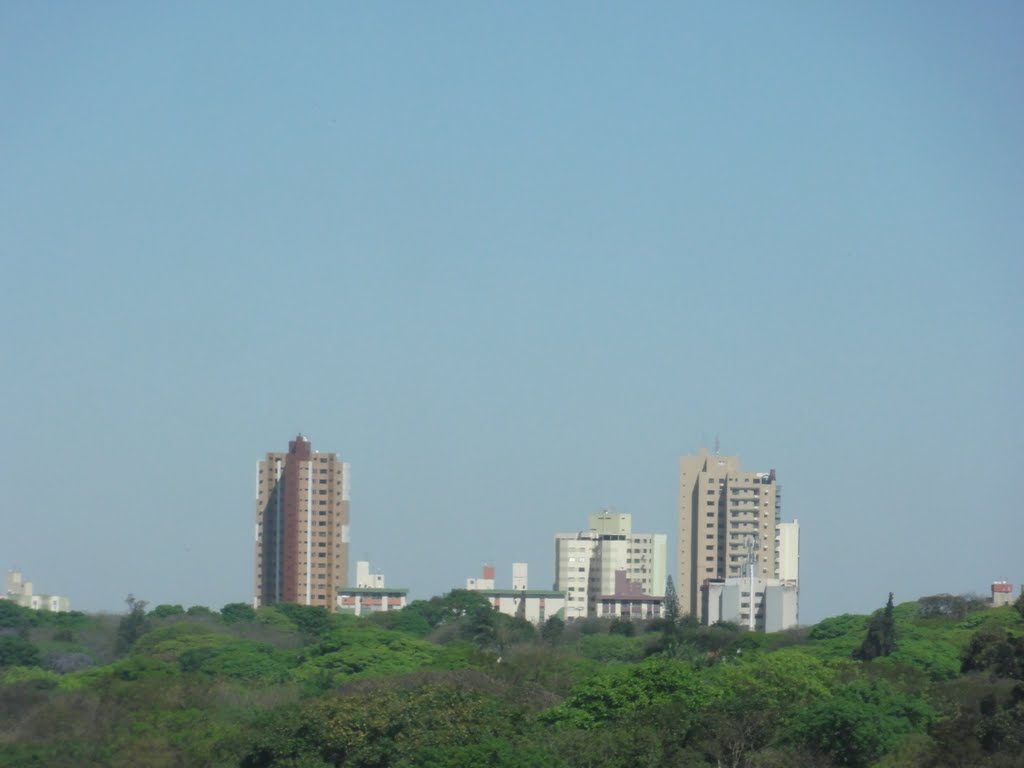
<box><xmin>254</xmin><ymin>435</ymin><xmax>350</xmax><ymax>611</ymax></box>
<box><xmin>677</xmin><ymin>450</ymin><xmax>781</xmax><ymax>622</ymax></box>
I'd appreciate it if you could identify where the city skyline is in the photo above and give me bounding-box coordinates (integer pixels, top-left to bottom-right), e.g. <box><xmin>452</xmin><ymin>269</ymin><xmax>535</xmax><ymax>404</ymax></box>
<box><xmin>1</xmin><ymin>427</ymin><xmax>1019</xmax><ymax>623</ymax></box>
<box><xmin>2</xmin><ymin>4</ymin><xmax>1021</xmax><ymax>623</ymax></box>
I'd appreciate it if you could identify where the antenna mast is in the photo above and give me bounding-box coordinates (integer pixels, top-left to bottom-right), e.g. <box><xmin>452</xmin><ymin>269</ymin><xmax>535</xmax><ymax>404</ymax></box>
<box><xmin>745</xmin><ymin>534</ymin><xmax>758</xmax><ymax>631</ymax></box>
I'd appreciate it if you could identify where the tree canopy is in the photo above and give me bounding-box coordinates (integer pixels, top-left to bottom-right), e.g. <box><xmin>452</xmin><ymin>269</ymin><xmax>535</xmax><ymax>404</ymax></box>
<box><xmin>0</xmin><ymin>594</ymin><xmax>1022</xmax><ymax>767</ymax></box>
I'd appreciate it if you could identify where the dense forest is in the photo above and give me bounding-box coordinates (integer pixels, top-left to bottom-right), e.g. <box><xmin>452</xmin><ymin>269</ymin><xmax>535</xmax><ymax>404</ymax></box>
<box><xmin>1</xmin><ymin>588</ymin><xmax>1022</xmax><ymax>767</ymax></box>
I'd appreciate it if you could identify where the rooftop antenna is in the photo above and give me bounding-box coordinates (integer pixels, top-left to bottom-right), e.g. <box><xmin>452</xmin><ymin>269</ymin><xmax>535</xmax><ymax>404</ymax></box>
<box><xmin>744</xmin><ymin>534</ymin><xmax>758</xmax><ymax>631</ymax></box>
<box><xmin>714</xmin><ymin>435</ymin><xmax>720</xmax><ymax>455</ymax></box>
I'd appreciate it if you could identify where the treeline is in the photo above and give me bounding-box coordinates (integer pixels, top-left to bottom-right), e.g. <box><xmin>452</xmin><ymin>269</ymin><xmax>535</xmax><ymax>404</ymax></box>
<box><xmin>0</xmin><ymin>589</ymin><xmax>1022</xmax><ymax>767</ymax></box>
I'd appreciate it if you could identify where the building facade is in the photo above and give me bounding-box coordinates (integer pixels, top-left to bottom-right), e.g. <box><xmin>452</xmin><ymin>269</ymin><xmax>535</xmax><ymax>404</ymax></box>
<box><xmin>3</xmin><ymin>570</ymin><xmax>70</xmax><ymax>613</ymax></box>
<box><xmin>992</xmin><ymin>581</ymin><xmax>1015</xmax><ymax>607</ymax></box>
<box><xmin>678</xmin><ymin>450</ymin><xmax>795</xmax><ymax>623</ymax></box>
<box><xmin>776</xmin><ymin>520</ymin><xmax>800</xmax><ymax>582</ymax></box>
<box><xmin>597</xmin><ymin>570</ymin><xmax>665</xmax><ymax>620</ymax></box>
<box><xmin>555</xmin><ymin>511</ymin><xmax>667</xmax><ymax>620</ymax></box>
<box><xmin>337</xmin><ymin>561</ymin><xmax>407</xmax><ymax>616</ymax></box>
<box><xmin>701</xmin><ymin>576</ymin><xmax>799</xmax><ymax>632</ymax></box>
<box><xmin>254</xmin><ymin>435</ymin><xmax>350</xmax><ymax>611</ymax></box>
<box><xmin>464</xmin><ymin>563</ymin><xmax>566</xmax><ymax>624</ymax></box>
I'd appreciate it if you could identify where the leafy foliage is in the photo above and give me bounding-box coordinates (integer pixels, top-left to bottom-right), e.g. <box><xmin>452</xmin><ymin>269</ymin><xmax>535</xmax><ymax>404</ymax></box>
<box><xmin>961</xmin><ymin>625</ymin><xmax>1024</xmax><ymax>678</ymax></box>
<box><xmin>540</xmin><ymin>616</ymin><xmax>565</xmax><ymax>646</ymax></box>
<box><xmin>544</xmin><ymin>658</ymin><xmax>709</xmax><ymax>728</ymax></box>
<box><xmin>0</xmin><ymin>636</ymin><xmax>41</xmax><ymax>668</ymax></box>
<box><xmin>918</xmin><ymin>593</ymin><xmax>988</xmax><ymax>620</ymax></box>
<box><xmin>241</xmin><ymin>673</ymin><xmax>545</xmax><ymax>768</ymax></box>
<box><xmin>221</xmin><ymin>602</ymin><xmax>258</xmax><ymax>624</ymax></box>
<box><xmin>792</xmin><ymin>678</ymin><xmax>934</xmax><ymax>768</ymax></box>
<box><xmin>115</xmin><ymin>595</ymin><xmax>149</xmax><ymax>655</ymax></box>
<box><xmin>808</xmin><ymin>612</ymin><xmax>867</xmax><ymax>641</ymax></box>
<box><xmin>266</xmin><ymin>603</ymin><xmax>333</xmax><ymax>638</ymax></box>
<box><xmin>148</xmin><ymin>603</ymin><xmax>185</xmax><ymax>618</ymax></box>
<box><xmin>2</xmin><ymin>595</ymin><xmax>1024</xmax><ymax>767</ymax></box>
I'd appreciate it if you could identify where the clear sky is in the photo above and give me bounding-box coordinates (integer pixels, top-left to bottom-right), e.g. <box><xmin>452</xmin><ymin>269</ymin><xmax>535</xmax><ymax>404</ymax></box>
<box><xmin>2</xmin><ymin>3</ymin><xmax>1021</xmax><ymax>623</ymax></box>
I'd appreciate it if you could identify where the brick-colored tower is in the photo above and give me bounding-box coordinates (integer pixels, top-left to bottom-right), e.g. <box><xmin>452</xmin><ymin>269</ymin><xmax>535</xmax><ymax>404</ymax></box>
<box><xmin>254</xmin><ymin>435</ymin><xmax>350</xmax><ymax>610</ymax></box>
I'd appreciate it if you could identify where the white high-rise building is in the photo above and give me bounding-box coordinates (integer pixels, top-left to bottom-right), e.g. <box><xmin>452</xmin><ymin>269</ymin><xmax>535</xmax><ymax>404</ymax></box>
<box><xmin>776</xmin><ymin>520</ymin><xmax>800</xmax><ymax>582</ymax></box>
<box><xmin>555</xmin><ymin>511</ymin><xmax>667</xmax><ymax>620</ymax></box>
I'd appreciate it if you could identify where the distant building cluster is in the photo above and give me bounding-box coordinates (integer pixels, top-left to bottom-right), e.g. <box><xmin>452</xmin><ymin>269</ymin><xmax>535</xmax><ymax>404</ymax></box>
<box><xmin>8</xmin><ymin>439</ymin><xmax>1018</xmax><ymax>627</ymax></box>
<box><xmin>2</xmin><ymin>570</ymin><xmax>69</xmax><ymax>613</ymax></box>
<box><xmin>252</xmin><ymin>437</ymin><xmax>810</xmax><ymax>631</ymax></box>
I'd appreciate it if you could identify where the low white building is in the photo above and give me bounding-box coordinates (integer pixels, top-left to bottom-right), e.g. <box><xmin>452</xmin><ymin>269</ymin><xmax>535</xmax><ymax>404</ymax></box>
<box><xmin>465</xmin><ymin>563</ymin><xmax>566</xmax><ymax>624</ymax></box>
<box><xmin>701</xmin><ymin>576</ymin><xmax>799</xmax><ymax>632</ymax></box>
<box><xmin>3</xmin><ymin>570</ymin><xmax>70</xmax><ymax>613</ymax></box>
<box><xmin>336</xmin><ymin>561</ymin><xmax>408</xmax><ymax>616</ymax></box>
<box><xmin>992</xmin><ymin>581</ymin><xmax>1015</xmax><ymax>607</ymax></box>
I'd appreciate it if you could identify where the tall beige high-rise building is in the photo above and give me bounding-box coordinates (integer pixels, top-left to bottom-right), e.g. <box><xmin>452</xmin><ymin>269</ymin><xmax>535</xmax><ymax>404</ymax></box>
<box><xmin>254</xmin><ymin>435</ymin><xmax>350</xmax><ymax>611</ymax></box>
<box><xmin>677</xmin><ymin>450</ymin><xmax>783</xmax><ymax>622</ymax></box>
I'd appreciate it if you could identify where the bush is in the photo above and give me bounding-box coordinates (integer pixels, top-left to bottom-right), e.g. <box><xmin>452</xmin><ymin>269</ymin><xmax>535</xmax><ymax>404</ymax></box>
<box><xmin>221</xmin><ymin>603</ymin><xmax>257</xmax><ymax>624</ymax></box>
<box><xmin>44</xmin><ymin>651</ymin><xmax>93</xmax><ymax>674</ymax></box>
<box><xmin>808</xmin><ymin>613</ymin><xmax>867</xmax><ymax>641</ymax></box>
<box><xmin>0</xmin><ymin>636</ymin><xmax>41</xmax><ymax>668</ymax></box>
<box><xmin>792</xmin><ymin>678</ymin><xmax>934</xmax><ymax>768</ymax></box>
<box><xmin>149</xmin><ymin>604</ymin><xmax>185</xmax><ymax>619</ymax></box>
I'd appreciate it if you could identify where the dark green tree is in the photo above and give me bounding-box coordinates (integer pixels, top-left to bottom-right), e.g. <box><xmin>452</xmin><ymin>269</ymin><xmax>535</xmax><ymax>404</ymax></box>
<box><xmin>854</xmin><ymin>592</ymin><xmax>897</xmax><ymax>661</ymax></box>
<box><xmin>149</xmin><ymin>603</ymin><xmax>185</xmax><ymax>618</ymax></box>
<box><xmin>0</xmin><ymin>600</ymin><xmax>32</xmax><ymax>631</ymax></box>
<box><xmin>609</xmin><ymin>618</ymin><xmax>636</xmax><ymax>637</ymax></box>
<box><xmin>115</xmin><ymin>594</ymin><xmax>149</xmax><ymax>655</ymax></box>
<box><xmin>1015</xmin><ymin>591</ymin><xmax>1024</xmax><ymax>622</ymax></box>
<box><xmin>495</xmin><ymin>614</ymin><xmax>536</xmax><ymax>651</ymax></box>
<box><xmin>402</xmin><ymin>590</ymin><xmax>494</xmax><ymax>630</ymax></box>
<box><xmin>367</xmin><ymin>608</ymin><xmax>431</xmax><ymax>636</ymax></box>
<box><xmin>961</xmin><ymin>625</ymin><xmax>1024</xmax><ymax>679</ymax></box>
<box><xmin>792</xmin><ymin>678</ymin><xmax>934</xmax><ymax>768</ymax></box>
<box><xmin>540</xmin><ymin>616</ymin><xmax>565</xmax><ymax>646</ymax></box>
<box><xmin>663</xmin><ymin>575</ymin><xmax>680</xmax><ymax>627</ymax></box>
<box><xmin>0</xmin><ymin>635</ymin><xmax>41</xmax><ymax>667</ymax></box>
<box><xmin>467</xmin><ymin>605</ymin><xmax>497</xmax><ymax>650</ymax></box>
<box><xmin>271</xmin><ymin>603</ymin><xmax>331</xmax><ymax>637</ymax></box>
<box><xmin>221</xmin><ymin>602</ymin><xmax>257</xmax><ymax>624</ymax></box>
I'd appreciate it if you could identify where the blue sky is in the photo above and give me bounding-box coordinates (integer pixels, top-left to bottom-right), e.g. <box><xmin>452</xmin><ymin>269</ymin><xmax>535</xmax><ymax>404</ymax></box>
<box><xmin>2</xmin><ymin>3</ymin><xmax>1021</xmax><ymax>622</ymax></box>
